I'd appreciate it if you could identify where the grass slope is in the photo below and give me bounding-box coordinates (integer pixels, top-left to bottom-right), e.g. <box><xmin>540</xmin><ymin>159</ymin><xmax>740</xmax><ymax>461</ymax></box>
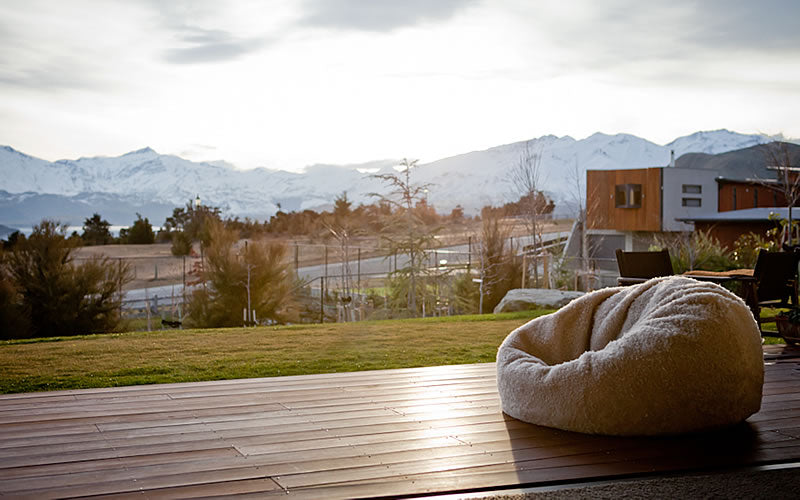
<box><xmin>0</xmin><ymin>311</ymin><xmax>550</xmax><ymax>394</ymax></box>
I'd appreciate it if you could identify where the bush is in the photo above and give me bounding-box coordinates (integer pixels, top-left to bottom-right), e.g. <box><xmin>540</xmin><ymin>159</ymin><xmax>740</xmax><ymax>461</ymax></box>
<box><xmin>0</xmin><ymin>254</ymin><xmax>30</xmax><ymax>339</ymax></box>
<box><xmin>451</xmin><ymin>272</ymin><xmax>479</xmax><ymax>315</ymax></box>
<box><xmin>185</xmin><ymin>220</ymin><xmax>297</xmax><ymax>327</ymax></box>
<box><xmin>651</xmin><ymin>230</ymin><xmax>734</xmax><ymax>273</ymax></box>
<box><xmin>733</xmin><ymin>232</ymin><xmax>780</xmax><ymax>268</ymax></box>
<box><xmin>385</xmin><ymin>270</ymin><xmax>430</xmax><ymax>315</ymax></box>
<box><xmin>81</xmin><ymin>213</ymin><xmax>113</xmax><ymax>246</ymax></box>
<box><xmin>121</xmin><ymin>213</ymin><xmax>155</xmax><ymax>244</ymax></box>
<box><xmin>171</xmin><ymin>231</ymin><xmax>192</xmax><ymax>256</ymax></box>
<box><xmin>478</xmin><ymin>211</ymin><xmax>521</xmax><ymax>313</ymax></box>
<box><xmin>2</xmin><ymin>220</ymin><xmax>131</xmax><ymax>338</ymax></box>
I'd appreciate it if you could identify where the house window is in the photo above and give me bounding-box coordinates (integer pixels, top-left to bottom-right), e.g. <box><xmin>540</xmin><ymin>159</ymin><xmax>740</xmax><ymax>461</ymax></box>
<box><xmin>682</xmin><ymin>198</ymin><xmax>702</xmax><ymax>207</ymax></box>
<box><xmin>733</xmin><ymin>187</ymin><xmax>737</xmax><ymax>210</ymax></box>
<box><xmin>682</xmin><ymin>184</ymin><xmax>702</xmax><ymax>194</ymax></box>
<box><xmin>615</xmin><ymin>184</ymin><xmax>642</xmax><ymax>208</ymax></box>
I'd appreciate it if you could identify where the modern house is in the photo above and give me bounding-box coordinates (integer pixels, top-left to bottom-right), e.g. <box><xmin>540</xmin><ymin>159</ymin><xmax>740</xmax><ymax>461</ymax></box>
<box><xmin>583</xmin><ymin>166</ymin><xmax>719</xmax><ymax>273</ymax></box>
<box><xmin>561</xmin><ymin>144</ymin><xmax>800</xmax><ymax>288</ymax></box>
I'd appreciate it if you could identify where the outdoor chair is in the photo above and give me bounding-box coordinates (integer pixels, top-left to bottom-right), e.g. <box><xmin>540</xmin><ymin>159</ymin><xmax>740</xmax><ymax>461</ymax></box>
<box><xmin>749</xmin><ymin>250</ymin><xmax>800</xmax><ymax>332</ymax></box>
<box><xmin>615</xmin><ymin>249</ymin><xmax>674</xmax><ymax>286</ymax></box>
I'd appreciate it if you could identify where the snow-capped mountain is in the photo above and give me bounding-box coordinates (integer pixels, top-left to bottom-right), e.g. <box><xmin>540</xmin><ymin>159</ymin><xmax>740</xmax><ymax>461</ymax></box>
<box><xmin>666</xmin><ymin>130</ymin><xmax>769</xmax><ymax>156</ymax></box>
<box><xmin>0</xmin><ymin>130</ymin><xmax>783</xmax><ymax>227</ymax></box>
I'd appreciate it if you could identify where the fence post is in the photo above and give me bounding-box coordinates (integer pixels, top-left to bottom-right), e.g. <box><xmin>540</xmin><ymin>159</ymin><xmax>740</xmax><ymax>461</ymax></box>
<box><xmin>182</xmin><ymin>256</ymin><xmax>186</xmax><ymax>311</ymax></box>
<box><xmin>543</xmin><ymin>254</ymin><xmax>550</xmax><ymax>289</ymax></box>
<box><xmin>467</xmin><ymin>236</ymin><xmax>472</xmax><ymax>271</ymax></box>
<box><xmin>294</xmin><ymin>243</ymin><xmax>299</xmax><ymax>276</ymax></box>
<box><xmin>320</xmin><ymin>277</ymin><xmax>325</xmax><ymax>324</ymax></box>
<box><xmin>145</xmin><ymin>287</ymin><xmax>151</xmax><ymax>332</ymax></box>
<box><xmin>522</xmin><ymin>254</ymin><xmax>527</xmax><ymax>288</ymax></box>
<box><xmin>118</xmin><ymin>258</ymin><xmax>123</xmax><ymax>318</ymax></box>
<box><xmin>357</xmin><ymin>247</ymin><xmax>361</xmax><ymax>294</ymax></box>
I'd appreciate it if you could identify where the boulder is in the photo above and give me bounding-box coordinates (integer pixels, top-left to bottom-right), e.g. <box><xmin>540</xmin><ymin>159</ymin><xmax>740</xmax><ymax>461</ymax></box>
<box><xmin>493</xmin><ymin>288</ymin><xmax>585</xmax><ymax>313</ymax></box>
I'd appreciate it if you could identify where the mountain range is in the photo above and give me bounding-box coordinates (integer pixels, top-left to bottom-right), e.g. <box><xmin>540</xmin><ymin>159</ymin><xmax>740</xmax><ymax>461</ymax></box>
<box><xmin>0</xmin><ymin>129</ymin><xmax>789</xmax><ymax>229</ymax></box>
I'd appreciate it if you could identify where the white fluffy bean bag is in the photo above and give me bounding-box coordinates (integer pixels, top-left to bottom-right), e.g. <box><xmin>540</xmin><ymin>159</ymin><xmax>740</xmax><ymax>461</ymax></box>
<box><xmin>496</xmin><ymin>276</ymin><xmax>764</xmax><ymax>436</ymax></box>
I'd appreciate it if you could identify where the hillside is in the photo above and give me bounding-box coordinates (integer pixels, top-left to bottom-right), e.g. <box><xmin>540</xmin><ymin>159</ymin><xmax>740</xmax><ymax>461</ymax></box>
<box><xmin>675</xmin><ymin>142</ymin><xmax>800</xmax><ymax>180</ymax></box>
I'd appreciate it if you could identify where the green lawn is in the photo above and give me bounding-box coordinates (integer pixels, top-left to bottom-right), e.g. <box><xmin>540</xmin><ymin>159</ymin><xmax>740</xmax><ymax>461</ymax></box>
<box><xmin>1</xmin><ymin>307</ymin><xmax>789</xmax><ymax>395</ymax></box>
<box><xmin>759</xmin><ymin>307</ymin><xmax>791</xmax><ymax>345</ymax></box>
<box><xmin>0</xmin><ymin>311</ymin><xmax>550</xmax><ymax>394</ymax></box>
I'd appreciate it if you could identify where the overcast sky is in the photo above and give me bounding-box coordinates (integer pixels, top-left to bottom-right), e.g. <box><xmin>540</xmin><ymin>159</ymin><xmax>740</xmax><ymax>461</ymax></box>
<box><xmin>1</xmin><ymin>0</ymin><xmax>798</xmax><ymax>171</ymax></box>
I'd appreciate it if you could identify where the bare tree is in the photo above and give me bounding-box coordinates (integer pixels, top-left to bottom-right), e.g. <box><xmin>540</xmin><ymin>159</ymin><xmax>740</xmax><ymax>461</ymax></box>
<box><xmin>475</xmin><ymin>208</ymin><xmax>521</xmax><ymax>312</ymax></box>
<box><xmin>509</xmin><ymin>141</ymin><xmax>548</xmax><ymax>286</ymax></box>
<box><xmin>322</xmin><ymin>192</ymin><xmax>357</xmax><ymax>320</ymax></box>
<box><xmin>763</xmin><ymin>142</ymin><xmax>800</xmax><ymax>247</ymax></box>
<box><xmin>370</xmin><ymin>159</ymin><xmax>435</xmax><ymax>313</ymax></box>
<box><xmin>566</xmin><ymin>157</ymin><xmax>590</xmax><ymax>288</ymax></box>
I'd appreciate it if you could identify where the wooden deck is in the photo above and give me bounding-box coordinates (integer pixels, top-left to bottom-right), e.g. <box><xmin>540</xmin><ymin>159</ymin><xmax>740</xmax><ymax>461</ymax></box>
<box><xmin>1</xmin><ymin>346</ymin><xmax>800</xmax><ymax>499</ymax></box>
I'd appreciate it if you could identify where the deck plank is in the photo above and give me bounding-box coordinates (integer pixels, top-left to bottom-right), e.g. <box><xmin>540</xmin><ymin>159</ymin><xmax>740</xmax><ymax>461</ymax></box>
<box><xmin>0</xmin><ymin>347</ymin><xmax>798</xmax><ymax>498</ymax></box>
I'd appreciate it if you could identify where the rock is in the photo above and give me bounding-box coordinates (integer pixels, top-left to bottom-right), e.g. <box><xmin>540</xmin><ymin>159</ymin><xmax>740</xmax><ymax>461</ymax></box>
<box><xmin>493</xmin><ymin>288</ymin><xmax>585</xmax><ymax>313</ymax></box>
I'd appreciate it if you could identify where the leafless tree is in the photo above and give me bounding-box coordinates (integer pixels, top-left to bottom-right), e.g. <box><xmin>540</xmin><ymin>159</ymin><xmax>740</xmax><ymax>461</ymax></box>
<box><xmin>473</xmin><ymin>209</ymin><xmax>521</xmax><ymax>312</ymax></box>
<box><xmin>509</xmin><ymin>141</ymin><xmax>547</xmax><ymax>286</ymax></box>
<box><xmin>322</xmin><ymin>192</ymin><xmax>357</xmax><ymax>320</ymax></box>
<box><xmin>370</xmin><ymin>159</ymin><xmax>434</xmax><ymax>313</ymax></box>
<box><xmin>763</xmin><ymin>142</ymin><xmax>800</xmax><ymax>246</ymax></box>
<box><xmin>565</xmin><ymin>157</ymin><xmax>591</xmax><ymax>287</ymax></box>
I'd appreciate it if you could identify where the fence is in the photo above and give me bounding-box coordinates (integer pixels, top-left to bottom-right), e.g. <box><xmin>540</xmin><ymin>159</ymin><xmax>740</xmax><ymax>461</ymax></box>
<box><xmin>74</xmin><ymin>234</ymin><xmax>603</xmax><ymax>329</ymax></box>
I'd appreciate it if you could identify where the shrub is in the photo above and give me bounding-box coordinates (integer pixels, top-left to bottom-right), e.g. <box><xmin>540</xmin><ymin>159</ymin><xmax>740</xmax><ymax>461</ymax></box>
<box><xmin>81</xmin><ymin>213</ymin><xmax>113</xmax><ymax>246</ymax></box>
<box><xmin>0</xmin><ymin>252</ymin><xmax>30</xmax><ymax>339</ymax></box>
<box><xmin>651</xmin><ymin>230</ymin><xmax>734</xmax><ymax>273</ymax></box>
<box><xmin>478</xmin><ymin>211</ymin><xmax>522</xmax><ymax>313</ymax></box>
<box><xmin>185</xmin><ymin>220</ymin><xmax>297</xmax><ymax>327</ymax></box>
<box><xmin>451</xmin><ymin>272</ymin><xmax>479</xmax><ymax>315</ymax></box>
<box><xmin>121</xmin><ymin>213</ymin><xmax>155</xmax><ymax>244</ymax></box>
<box><xmin>385</xmin><ymin>270</ymin><xmax>431</xmax><ymax>315</ymax></box>
<box><xmin>3</xmin><ymin>220</ymin><xmax>131</xmax><ymax>338</ymax></box>
<box><xmin>170</xmin><ymin>231</ymin><xmax>192</xmax><ymax>256</ymax></box>
<box><xmin>732</xmin><ymin>232</ymin><xmax>780</xmax><ymax>268</ymax></box>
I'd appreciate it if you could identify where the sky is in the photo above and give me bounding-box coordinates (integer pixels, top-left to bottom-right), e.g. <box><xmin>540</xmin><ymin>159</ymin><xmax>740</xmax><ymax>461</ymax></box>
<box><xmin>1</xmin><ymin>0</ymin><xmax>799</xmax><ymax>172</ymax></box>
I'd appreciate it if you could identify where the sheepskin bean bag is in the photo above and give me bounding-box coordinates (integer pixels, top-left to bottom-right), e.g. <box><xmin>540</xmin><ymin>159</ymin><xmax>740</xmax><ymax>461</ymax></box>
<box><xmin>496</xmin><ymin>276</ymin><xmax>764</xmax><ymax>436</ymax></box>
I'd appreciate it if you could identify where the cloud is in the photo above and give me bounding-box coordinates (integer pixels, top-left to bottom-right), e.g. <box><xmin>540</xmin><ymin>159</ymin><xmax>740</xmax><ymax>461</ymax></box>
<box><xmin>179</xmin><ymin>143</ymin><xmax>217</xmax><ymax>157</ymax></box>
<box><xmin>149</xmin><ymin>2</ymin><xmax>272</xmax><ymax>64</ymax></box>
<box><xmin>686</xmin><ymin>0</ymin><xmax>800</xmax><ymax>52</ymax></box>
<box><xmin>543</xmin><ymin>0</ymin><xmax>800</xmax><ymax>63</ymax></box>
<box><xmin>162</xmin><ymin>28</ymin><xmax>267</xmax><ymax>64</ymax></box>
<box><xmin>299</xmin><ymin>0</ymin><xmax>478</xmax><ymax>32</ymax></box>
<box><xmin>0</xmin><ymin>15</ymin><xmax>116</xmax><ymax>93</ymax></box>
<box><xmin>0</xmin><ymin>61</ymin><xmax>107</xmax><ymax>92</ymax></box>
<box><xmin>522</xmin><ymin>0</ymin><xmax>800</xmax><ymax>88</ymax></box>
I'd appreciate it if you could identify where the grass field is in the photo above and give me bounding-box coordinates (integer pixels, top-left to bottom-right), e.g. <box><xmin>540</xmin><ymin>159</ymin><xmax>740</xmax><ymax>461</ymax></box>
<box><xmin>1</xmin><ymin>307</ymin><xmax>788</xmax><ymax>395</ymax></box>
<box><xmin>0</xmin><ymin>311</ymin><xmax>551</xmax><ymax>394</ymax></box>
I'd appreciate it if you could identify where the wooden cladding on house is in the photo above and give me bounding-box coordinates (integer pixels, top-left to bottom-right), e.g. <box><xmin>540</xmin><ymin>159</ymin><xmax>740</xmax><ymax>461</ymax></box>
<box><xmin>587</xmin><ymin>168</ymin><xmax>662</xmax><ymax>231</ymax></box>
<box><xmin>718</xmin><ymin>181</ymin><xmax>785</xmax><ymax>212</ymax></box>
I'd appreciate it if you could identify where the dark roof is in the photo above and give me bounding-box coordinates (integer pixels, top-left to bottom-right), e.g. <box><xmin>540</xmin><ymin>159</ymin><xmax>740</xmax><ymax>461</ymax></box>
<box><xmin>714</xmin><ymin>177</ymin><xmax>780</xmax><ymax>185</ymax></box>
<box><xmin>677</xmin><ymin>207</ymin><xmax>793</xmax><ymax>222</ymax></box>
<box><xmin>675</xmin><ymin>207</ymin><xmax>800</xmax><ymax>222</ymax></box>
